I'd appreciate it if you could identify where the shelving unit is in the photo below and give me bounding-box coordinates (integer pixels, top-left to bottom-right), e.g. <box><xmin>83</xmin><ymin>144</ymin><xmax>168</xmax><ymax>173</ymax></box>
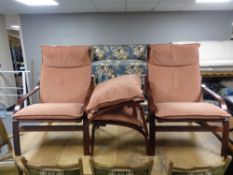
<box><xmin>0</xmin><ymin>70</ymin><xmax>30</xmax><ymax>107</ymax></box>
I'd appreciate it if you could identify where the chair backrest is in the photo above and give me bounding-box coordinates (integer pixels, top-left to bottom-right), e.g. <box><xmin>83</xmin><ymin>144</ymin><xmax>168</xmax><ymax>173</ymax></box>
<box><xmin>40</xmin><ymin>46</ymin><xmax>92</xmax><ymax>103</ymax></box>
<box><xmin>90</xmin><ymin>158</ymin><xmax>154</xmax><ymax>175</ymax></box>
<box><xmin>0</xmin><ymin>119</ymin><xmax>12</xmax><ymax>151</ymax></box>
<box><xmin>91</xmin><ymin>45</ymin><xmax>147</xmax><ymax>83</ymax></box>
<box><xmin>14</xmin><ymin>156</ymin><xmax>83</xmax><ymax>175</ymax></box>
<box><xmin>148</xmin><ymin>44</ymin><xmax>202</xmax><ymax>103</ymax></box>
<box><xmin>168</xmin><ymin>155</ymin><xmax>232</xmax><ymax>175</ymax></box>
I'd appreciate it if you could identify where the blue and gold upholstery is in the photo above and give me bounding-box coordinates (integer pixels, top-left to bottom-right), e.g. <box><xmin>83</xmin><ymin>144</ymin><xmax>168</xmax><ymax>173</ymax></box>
<box><xmin>91</xmin><ymin>45</ymin><xmax>147</xmax><ymax>83</ymax></box>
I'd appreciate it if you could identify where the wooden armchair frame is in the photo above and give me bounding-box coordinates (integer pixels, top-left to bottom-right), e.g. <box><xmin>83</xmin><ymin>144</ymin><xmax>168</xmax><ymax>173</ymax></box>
<box><xmin>13</xmin><ymin>77</ymin><xmax>95</xmax><ymax>156</ymax></box>
<box><xmin>88</xmin><ymin>100</ymin><xmax>149</xmax><ymax>155</ymax></box>
<box><xmin>145</xmin><ymin>76</ymin><xmax>230</xmax><ymax>157</ymax></box>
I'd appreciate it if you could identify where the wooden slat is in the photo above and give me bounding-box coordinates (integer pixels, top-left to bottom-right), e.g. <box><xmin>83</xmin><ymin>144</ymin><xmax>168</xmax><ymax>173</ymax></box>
<box><xmin>20</xmin><ymin>125</ymin><xmax>83</xmax><ymax>132</ymax></box>
<box><xmin>155</xmin><ymin>125</ymin><xmax>223</xmax><ymax>132</ymax></box>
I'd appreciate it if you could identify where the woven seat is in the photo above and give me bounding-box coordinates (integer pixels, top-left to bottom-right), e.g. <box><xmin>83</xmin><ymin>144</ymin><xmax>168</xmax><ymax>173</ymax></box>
<box><xmin>14</xmin><ymin>156</ymin><xmax>83</xmax><ymax>175</ymax></box>
<box><xmin>90</xmin><ymin>158</ymin><xmax>154</xmax><ymax>175</ymax></box>
<box><xmin>168</xmin><ymin>155</ymin><xmax>232</xmax><ymax>175</ymax></box>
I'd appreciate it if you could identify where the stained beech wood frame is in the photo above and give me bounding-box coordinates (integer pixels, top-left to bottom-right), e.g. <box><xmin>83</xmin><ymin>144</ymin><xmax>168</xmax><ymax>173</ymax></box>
<box><xmin>13</xmin><ymin>77</ymin><xmax>95</xmax><ymax>156</ymax></box>
<box><xmin>88</xmin><ymin>100</ymin><xmax>149</xmax><ymax>155</ymax></box>
<box><xmin>145</xmin><ymin>76</ymin><xmax>230</xmax><ymax>157</ymax></box>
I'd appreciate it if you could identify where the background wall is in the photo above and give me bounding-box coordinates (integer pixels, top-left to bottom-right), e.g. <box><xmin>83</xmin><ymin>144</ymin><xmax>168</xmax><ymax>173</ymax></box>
<box><xmin>20</xmin><ymin>11</ymin><xmax>233</xmax><ymax>98</ymax></box>
<box><xmin>0</xmin><ymin>15</ymin><xmax>16</xmax><ymax>109</ymax></box>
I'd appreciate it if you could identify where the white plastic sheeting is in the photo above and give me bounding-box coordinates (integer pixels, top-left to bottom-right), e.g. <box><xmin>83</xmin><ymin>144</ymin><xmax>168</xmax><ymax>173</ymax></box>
<box><xmin>173</xmin><ymin>41</ymin><xmax>233</xmax><ymax>70</ymax></box>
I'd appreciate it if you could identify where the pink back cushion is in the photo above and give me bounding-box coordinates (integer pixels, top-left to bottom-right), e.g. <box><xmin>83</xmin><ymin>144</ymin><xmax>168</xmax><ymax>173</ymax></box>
<box><xmin>148</xmin><ymin>44</ymin><xmax>202</xmax><ymax>103</ymax></box>
<box><xmin>86</xmin><ymin>74</ymin><xmax>144</xmax><ymax>113</ymax></box>
<box><xmin>40</xmin><ymin>46</ymin><xmax>91</xmax><ymax>103</ymax></box>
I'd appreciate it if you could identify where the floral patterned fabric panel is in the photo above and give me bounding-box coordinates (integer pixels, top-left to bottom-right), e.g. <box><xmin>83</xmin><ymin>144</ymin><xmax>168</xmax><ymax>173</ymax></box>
<box><xmin>110</xmin><ymin>45</ymin><xmax>147</xmax><ymax>61</ymax></box>
<box><xmin>91</xmin><ymin>45</ymin><xmax>148</xmax><ymax>83</ymax></box>
<box><xmin>91</xmin><ymin>45</ymin><xmax>111</xmax><ymax>61</ymax></box>
<box><xmin>92</xmin><ymin>60</ymin><xmax>147</xmax><ymax>83</ymax></box>
<box><xmin>91</xmin><ymin>45</ymin><xmax>147</xmax><ymax>61</ymax></box>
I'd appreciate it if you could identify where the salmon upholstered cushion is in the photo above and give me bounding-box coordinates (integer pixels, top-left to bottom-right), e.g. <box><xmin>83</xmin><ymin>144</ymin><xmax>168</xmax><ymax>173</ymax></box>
<box><xmin>149</xmin><ymin>44</ymin><xmax>199</xmax><ymax>66</ymax></box>
<box><xmin>148</xmin><ymin>44</ymin><xmax>202</xmax><ymax>103</ymax></box>
<box><xmin>13</xmin><ymin>103</ymin><xmax>84</xmax><ymax>120</ymax></box>
<box><xmin>41</xmin><ymin>45</ymin><xmax>90</xmax><ymax>68</ymax></box>
<box><xmin>86</xmin><ymin>74</ymin><xmax>144</xmax><ymax>114</ymax></box>
<box><xmin>40</xmin><ymin>46</ymin><xmax>91</xmax><ymax>103</ymax></box>
<box><xmin>155</xmin><ymin>102</ymin><xmax>230</xmax><ymax>120</ymax></box>
<box><xmin>88</xmin><ymin>105</ymin><xmax>144</xmax><ymax>126</ymax></box>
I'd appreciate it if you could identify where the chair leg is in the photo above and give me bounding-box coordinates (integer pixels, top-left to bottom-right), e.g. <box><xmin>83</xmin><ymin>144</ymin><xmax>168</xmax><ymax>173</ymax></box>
<box><xmin>83</xmin><ymin>117</ymin><xmax>90</xmax><ymax>155</ymax></box>
<box><xmin>144</xmin><ymin>134</ymin><xmax>150</xmax><ymax>155</ymax></box>
<box><xmin>13</xmin><ymin>120</ymin><xmax>21</xmax><ymax>156</ymax></box>
<box><xmin>148</xmin><ymin>115</ymin><xmax>155</xmax><ymax>156</ymax></box>
<box><xmin>221</xmin><ymin>118</ymin><xmax>229</xmax><ymax>157</ymax></box>
<box><xmin>91</xmin><ymin>124</ymin><xmax>97</xmax><ymax>155</ymax></box>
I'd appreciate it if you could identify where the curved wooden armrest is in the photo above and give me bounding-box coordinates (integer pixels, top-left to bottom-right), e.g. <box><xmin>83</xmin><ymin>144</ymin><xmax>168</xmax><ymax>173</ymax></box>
<box><xmin>14</xmin><ymin>85</ymin><xmax>40</xmax><ymax>113</ymax></box>
<box><xmin>201</xmin><ymin>84</ymin><xmax>228</xmax><ymax>112</ymax></box>
<box><xmin>144</xmin><ymin>76</ymin><xmax>156</xmax><ymax>115</ymax></box>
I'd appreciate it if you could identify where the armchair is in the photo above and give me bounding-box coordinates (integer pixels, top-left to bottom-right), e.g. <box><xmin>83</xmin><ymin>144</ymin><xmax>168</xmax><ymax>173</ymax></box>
<box><xmin>89</xmin><ymin>45</ymin><xmax>149</xmax><ymax>155</ymax></box>
<box><xmin>146</xmin><ymin>44</ymin><xmax>231</xmax><ymax>156</ymax></box>
<box><xmin>13</xmin><ymin>46</ymin><xmax>94</xmax><ymax>156</ymax></box>
<box><xmin>87</xmin><ymin>74</ymin><xmax>149</xmax><ymax>155</ymax></box>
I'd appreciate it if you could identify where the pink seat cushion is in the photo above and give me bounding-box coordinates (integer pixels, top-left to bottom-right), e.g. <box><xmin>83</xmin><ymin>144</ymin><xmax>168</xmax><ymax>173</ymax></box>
<box><xmin>13</xmin><ymin>103</ymin><xmax>84</xmax><ymax>120</ymax></box>
<box><xmin>88</xmin><ymin>105</ymin><xmax>144</xmax><ymax>126</ymax></box>
<box><xmin>86</xmin><ymin>74</ymin><xmax>144</xmax><ymax>114</ymax></box>
<box><xmin>155</xmin><ymin>102</ymin><xmax>230</xmax><ymax>120</ymax></box>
